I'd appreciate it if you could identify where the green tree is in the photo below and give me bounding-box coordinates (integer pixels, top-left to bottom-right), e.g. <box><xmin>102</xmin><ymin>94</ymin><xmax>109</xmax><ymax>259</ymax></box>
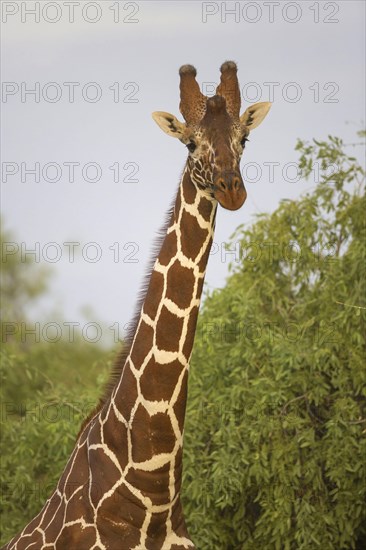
<box><xmin>0</xmin><ymin>224</ymin><xmax>50</xmax><ymax>322</ymax></box>
<box><xmin>0</xmin><ymin>347</ymin><xmax>110</xmax><ymax>543</ymax></box>
<box><xmin>182</xmin><ymin>133</ymin><xmax>366</xmax><ymax>549</ymax></box>
<box><xmin>0</xmin><ymin>224</ymin><xmax>110</xmax><ymax>544</ymax></box>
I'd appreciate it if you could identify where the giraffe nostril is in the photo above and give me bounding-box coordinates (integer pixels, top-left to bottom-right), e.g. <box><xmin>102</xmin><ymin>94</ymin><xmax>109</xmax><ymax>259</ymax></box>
<box><xmin>218</xmin><ymin>179</ymin><xmax>226</xmax><ymax>191</ymax></box>
<box><xmin>233</xmin><ymin>178</ymin><xmax>241</xmax><ymax>190</ymax></box>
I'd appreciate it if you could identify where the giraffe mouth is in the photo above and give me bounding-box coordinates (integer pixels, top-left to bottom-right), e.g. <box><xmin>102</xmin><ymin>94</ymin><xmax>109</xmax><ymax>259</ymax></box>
<box><xmin>212</xmin><ymin>180</ymin><xmax>247</xmax><ymax>211</ymax></box>
<box><xmin>216</xmin><ymin>190</ymin><xmax>247</xmax><ymax>210</ymax></box>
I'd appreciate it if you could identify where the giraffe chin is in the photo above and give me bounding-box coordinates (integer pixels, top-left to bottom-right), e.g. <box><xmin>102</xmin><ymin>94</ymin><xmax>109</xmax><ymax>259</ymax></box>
<box><xmin>215</xmin><ymin>189</ymin><xmax>247</xmax><ymax>211</ymax></box>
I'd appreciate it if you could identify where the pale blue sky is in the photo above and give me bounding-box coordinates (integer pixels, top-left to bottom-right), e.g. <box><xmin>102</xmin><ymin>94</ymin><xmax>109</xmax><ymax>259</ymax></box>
<box><xmin>1</xmin><ymin>0</ymin><xmax>365</xmax><ymax>345</ymax></box>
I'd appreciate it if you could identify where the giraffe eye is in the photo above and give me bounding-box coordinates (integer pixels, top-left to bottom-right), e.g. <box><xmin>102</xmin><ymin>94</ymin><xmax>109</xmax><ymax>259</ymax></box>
<box><xmin>241</xmin><ymin>136</ymin><xmax>249</xmax><ymax>147</ymax></box>
<box><xmin>186</xmin><ymin>141</ymin><xmax>197</xmax><ymax>153</ymax></box>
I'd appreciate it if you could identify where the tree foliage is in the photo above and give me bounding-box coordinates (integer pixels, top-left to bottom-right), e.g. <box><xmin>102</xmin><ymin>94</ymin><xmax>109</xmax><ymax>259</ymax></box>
<box><xmin>0</xmin><ymin>224</ymin><xmax>51</xmax><ymax>322</ymax></box>
<box><xmin>182</xmin><ymin>133</ymin><xmax>366</xmax><ymax>549</ymax></box>
<box><xmin>0</xmin><ymin>225</ymin><xmax>109</xmax><ymax>544</ymax></box>
<box><xmin>0</xmin><ymin>344</ymin><xmax>110</xmax><ymax>544</ymax></box>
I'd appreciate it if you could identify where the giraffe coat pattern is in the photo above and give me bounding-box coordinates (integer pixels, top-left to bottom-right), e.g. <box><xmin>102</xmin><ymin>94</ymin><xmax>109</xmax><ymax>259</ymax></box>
<box><xmin>3</xmin><ymin>61</ymin><xmax>271</xmax><ymax>550</ymax></box>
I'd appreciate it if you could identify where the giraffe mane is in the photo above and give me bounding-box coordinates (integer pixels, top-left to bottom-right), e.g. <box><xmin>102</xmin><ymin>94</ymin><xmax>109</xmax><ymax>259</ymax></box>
<box><xmin>77</xmin><ymin>178</ymin><xmax>181</xmax><ymax>437</ymax></box>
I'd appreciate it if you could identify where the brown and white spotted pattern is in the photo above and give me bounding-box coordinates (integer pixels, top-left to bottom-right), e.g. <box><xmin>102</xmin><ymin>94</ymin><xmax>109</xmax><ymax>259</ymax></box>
<box><xmin>4</xmin><ymin>170</ymin><xmax>215</xmax><ymax>550</ymax></box>
<box><xmin>3</xmin><ymin>61</ymin><xmax>271</xmax><ymax>550</ymax></box>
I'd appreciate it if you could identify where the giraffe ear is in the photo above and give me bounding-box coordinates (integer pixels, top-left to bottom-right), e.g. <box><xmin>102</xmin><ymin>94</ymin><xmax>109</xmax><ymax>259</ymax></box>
<box><xmin>152</xmin><ymin>111</ymin><xmax>186</xmax><ymax>139</ymax></box>
<box><xmin>240</xmin><ymin>102</ymin><xmax>272</xmax><ymax>131</ymax></box>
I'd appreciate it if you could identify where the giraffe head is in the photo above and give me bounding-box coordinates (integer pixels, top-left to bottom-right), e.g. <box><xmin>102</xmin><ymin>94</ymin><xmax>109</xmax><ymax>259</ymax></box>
<box><xmin>152</xmin><ymin>61</ymin><xmax>271</xmax><ymax>210</ymax></box>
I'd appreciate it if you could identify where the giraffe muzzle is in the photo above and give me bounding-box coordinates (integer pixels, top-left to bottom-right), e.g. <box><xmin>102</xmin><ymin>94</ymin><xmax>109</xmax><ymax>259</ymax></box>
<box><xmin>214</xmin><ymin>173</ymin><xmax>247</xmax><ymax>211</ymax></box>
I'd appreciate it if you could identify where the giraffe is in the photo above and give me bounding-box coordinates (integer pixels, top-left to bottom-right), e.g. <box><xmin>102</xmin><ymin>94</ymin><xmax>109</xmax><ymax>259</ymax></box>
<box><xmin>3</xmin><ymin>61</ymin><xmax>271</xmax><ymax>550</ymax></box>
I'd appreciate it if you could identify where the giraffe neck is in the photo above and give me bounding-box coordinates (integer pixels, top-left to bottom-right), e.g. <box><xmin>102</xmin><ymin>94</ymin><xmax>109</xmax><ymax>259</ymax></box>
<box><xmin>5</xmin><ymin>168</ymin><xmax>217</xmax><ymax>550</ymax></box>
<box><xmin>112</xmin><ymin>167</ymin><xmax>217</xmax><ymax>446</ymax></box>
<box><xmin>128</xmin><ymin>165</ymin><xmax>217</xmax><ymax>378</ymax></box>
<box><xmin>101</xmin><ymin>167</ymin><xmax>217</xmax><ymax>540</ymax></box>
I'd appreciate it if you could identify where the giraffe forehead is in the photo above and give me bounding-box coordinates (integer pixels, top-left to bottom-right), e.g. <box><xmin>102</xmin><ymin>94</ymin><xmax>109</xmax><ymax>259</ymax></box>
<box><xmin>198</xmin><ymin>109</ymin><xmax>241</xmax><ymax>142</ymax></box>
<box><xmin>194</xmin><ymin>122</ymin><xmax>241</xmax><ymax>153</ymax></box>
<box><xmin>187</xmin><ymin>95</ymin><xmax>240</xmax><ymax>141</ymax></box>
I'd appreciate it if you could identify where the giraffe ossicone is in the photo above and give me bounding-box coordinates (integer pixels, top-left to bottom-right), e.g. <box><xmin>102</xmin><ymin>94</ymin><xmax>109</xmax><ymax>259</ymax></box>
<box><xmin>4</xmin><ymin>62</ymin><xmax>271</xmax><ymax>550</ymax></box>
